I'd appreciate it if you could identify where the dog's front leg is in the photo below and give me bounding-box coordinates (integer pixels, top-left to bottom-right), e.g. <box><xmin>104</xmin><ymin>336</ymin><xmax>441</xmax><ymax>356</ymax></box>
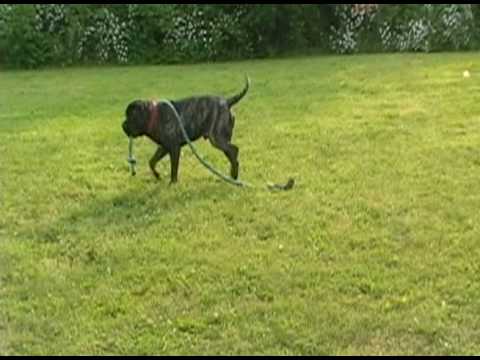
<box><xmin>149</xmin><ymin>146</ymin><xmax>168</xmax><ymax>180</ymax></box>
<box><xmin>169</xmin><ymin>146</ymin><xmax>181</xmax><ymax>184</ymax></box>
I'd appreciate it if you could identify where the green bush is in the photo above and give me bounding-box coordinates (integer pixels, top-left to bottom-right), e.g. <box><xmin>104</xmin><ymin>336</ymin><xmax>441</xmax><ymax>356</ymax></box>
<box><xmin>161</xmin><ymin>5</ymin><xmax>251</xmax><ymax>62</ymax></box>
<box><xmin>0</xmin><ymin>4</ymin><xmax>334</xmax><ymax>67</ymax></box>
<box><xmin>240</xmin><ymin>5</ymin><xmax>332</xmax><ymax>57</ymax></box>
<box><xmin>472</xmin><ymin>4</ymin><xmax>480</xmax><ymax>47</ymax></box>
<box><xmin>1</xmin><ymin>5</ymin><xmax>50</xmax><ymax>68</ymax></box>
<box><xmin>125</xmin><ymin>4</ymin><xmax>176</xmax><ymax>63</ymax></box>
<box><xmin>0</xmin><ymin>4</ymin><xmax>478</xmax><ymax>69</ymax></box>
<box><xmin>330</xmin><ymin>4</ymin><xmax>477</xmax><ymax>54</ymax></box>
<box><xmin>377</xmin><ymin>5</ymin><xmax>475</xmax><ymax>52</ymax></box>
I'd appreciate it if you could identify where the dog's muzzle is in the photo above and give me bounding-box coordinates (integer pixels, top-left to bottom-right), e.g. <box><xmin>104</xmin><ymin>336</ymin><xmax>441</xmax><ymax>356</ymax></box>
<box><xmin>122</xmin><ymin>121</ymin><xmax>130</xmax><ymax>136</ymax></box>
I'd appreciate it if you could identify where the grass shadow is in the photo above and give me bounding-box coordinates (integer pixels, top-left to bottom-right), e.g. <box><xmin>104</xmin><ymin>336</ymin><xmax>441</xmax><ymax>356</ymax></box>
<box><xmin>27</xmin><ymin>178</ymin><xmax>242</xmax><ymax>245</ymax></box>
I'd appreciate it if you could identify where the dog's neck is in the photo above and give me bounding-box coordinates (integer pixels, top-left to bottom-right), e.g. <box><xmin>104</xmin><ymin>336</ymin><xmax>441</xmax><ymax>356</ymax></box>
<box><xmin>147</xmin><ymin>101</ymin><xmax>158</xmax><ymax>135</ymax></box>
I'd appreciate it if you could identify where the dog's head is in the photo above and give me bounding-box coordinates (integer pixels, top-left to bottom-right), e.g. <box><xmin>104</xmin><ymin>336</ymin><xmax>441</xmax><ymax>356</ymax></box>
<box><xmin>122</xmin><ymin>100</ymin><xmax>149</xmax><ymax>138</ymax></box>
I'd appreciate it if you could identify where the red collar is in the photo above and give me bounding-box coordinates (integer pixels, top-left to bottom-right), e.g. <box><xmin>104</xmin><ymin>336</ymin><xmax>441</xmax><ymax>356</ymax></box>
<box><xmin>147</xmin><ymin>101</ymin><xmax>158</xmax><ymax>135</ymax></box>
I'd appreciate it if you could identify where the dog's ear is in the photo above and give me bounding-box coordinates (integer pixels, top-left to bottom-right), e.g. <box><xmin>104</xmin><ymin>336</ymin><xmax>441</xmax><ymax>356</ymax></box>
<box><xmin>127</xmin><ymin>101</ymin><xmax>149</xmax><ymax>124</ymax></box>
<box><xmin>126</xmin><ymin>100</ymin><xmax>142</xmax><ymax>118</ymax></box>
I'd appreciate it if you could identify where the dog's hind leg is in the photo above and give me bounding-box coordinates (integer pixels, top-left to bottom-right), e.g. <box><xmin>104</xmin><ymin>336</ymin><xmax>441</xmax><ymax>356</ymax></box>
<box><xmin>149</xmin><ymin>146</ymin><xmax>168</xmax><ymax>180</ymax></box>
<box><xmin>209</xmin><ymin>137</ymin><xmax>239</xmax><ymax>180</ymax></box>
<box><xmin>208</xmin><ymin>110</ymin><xmax>240</xmax><ymax>180</ymax></box>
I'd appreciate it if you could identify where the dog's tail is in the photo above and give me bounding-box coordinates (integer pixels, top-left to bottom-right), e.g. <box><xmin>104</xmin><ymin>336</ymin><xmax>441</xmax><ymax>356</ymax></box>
<box><xmin>227</xmin><ymin>76</ymin><xmax>250</xmax><ymax>108</ymax></box>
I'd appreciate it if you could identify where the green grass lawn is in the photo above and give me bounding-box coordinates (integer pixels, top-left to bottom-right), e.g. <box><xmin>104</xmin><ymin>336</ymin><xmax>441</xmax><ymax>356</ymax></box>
<box><xmin>1</xmin><ymin>53</ymin><xmax>480</xmax><ymax>355</ymax></box>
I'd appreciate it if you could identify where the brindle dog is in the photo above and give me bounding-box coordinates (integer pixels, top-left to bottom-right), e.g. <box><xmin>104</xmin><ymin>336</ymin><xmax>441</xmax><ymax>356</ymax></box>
<box><xmin>122</xmin><ymin>78</ymin><xmax>249</xmax><ymax>184</ymax></box>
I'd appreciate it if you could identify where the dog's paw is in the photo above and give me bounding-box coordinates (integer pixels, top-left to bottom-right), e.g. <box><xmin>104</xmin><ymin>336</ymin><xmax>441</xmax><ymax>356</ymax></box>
<box><xmin>231</xmin><ymin>163</ymin><xmax>239</xmax><ymax>180</ymax></box>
